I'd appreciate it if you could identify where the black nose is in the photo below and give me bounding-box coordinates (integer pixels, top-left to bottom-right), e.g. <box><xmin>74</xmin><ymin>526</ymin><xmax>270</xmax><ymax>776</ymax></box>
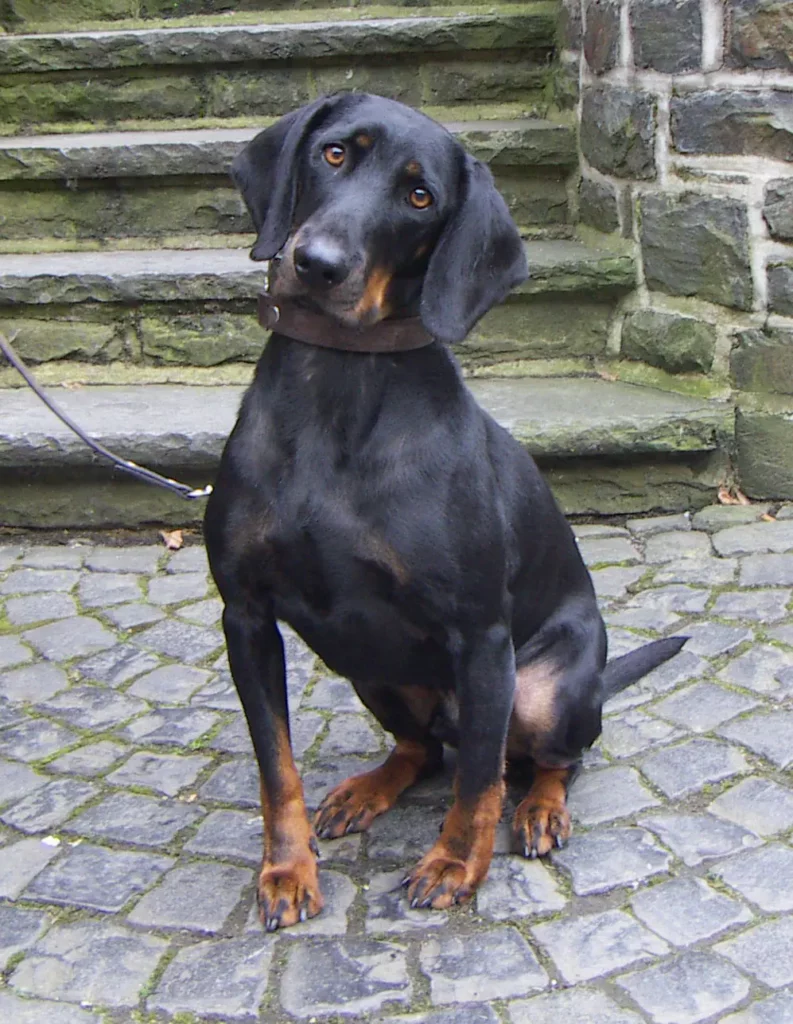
<box><xmin>293</xmin><ymin>239</ymin><xmax>350</xmax><ymax>290</ymax></box>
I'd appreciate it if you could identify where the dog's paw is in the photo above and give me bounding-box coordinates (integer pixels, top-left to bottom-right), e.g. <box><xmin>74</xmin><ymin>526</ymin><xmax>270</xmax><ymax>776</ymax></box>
<box><xmin>257</xmin><ymin>856</ymin><xmax>324</xmax><ymax>932</ymax></box>
<box><xmin>403</xmin><ymin>854</ymin><xmax>477</xmax><ymax>910</ymax></box>
<box><xmin>314</xmin><ymin>776</ymin><xmax>391</xmax><ymax>839</ymax></box>
<box><xmin>512</xmin><ymin>796</ymin><xmax>571</xmax><ymax>859</ymax></box>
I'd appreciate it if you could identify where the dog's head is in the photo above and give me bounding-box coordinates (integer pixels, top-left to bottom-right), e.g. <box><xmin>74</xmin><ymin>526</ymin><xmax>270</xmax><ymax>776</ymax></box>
<box><xmin>231</xmin><ymin>93</ymin><xmax>528</xmax><ymax>344</ymax></box>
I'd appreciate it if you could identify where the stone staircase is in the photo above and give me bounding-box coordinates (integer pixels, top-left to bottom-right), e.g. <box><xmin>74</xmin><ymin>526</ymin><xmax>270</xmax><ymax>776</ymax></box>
<box><xmin>0</xmin><ymin>0</ymin><xmax>732</xmax><ymax>526</ymax></box>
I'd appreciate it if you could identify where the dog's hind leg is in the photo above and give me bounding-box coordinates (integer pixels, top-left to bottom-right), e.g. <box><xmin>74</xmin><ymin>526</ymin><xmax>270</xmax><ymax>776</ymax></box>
<box><xmin>315</xmin><ymin>684</ymin><xmax>443</xmax><ymax>839</ymax></box>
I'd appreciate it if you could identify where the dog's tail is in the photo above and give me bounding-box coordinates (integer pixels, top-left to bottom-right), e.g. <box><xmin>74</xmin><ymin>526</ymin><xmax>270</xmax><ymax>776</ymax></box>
<box><xmin>602</xmin><ymin>636</ymin><xmax>688</xmax><ymax>700</ymax></box>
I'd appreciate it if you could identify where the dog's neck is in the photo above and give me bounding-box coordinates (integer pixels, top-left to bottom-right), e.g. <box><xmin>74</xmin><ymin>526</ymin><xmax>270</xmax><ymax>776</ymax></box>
<box><xmin>258</xmin><ymin>293</ymin><xmax>435</xmax><ymax>354</ymax></box>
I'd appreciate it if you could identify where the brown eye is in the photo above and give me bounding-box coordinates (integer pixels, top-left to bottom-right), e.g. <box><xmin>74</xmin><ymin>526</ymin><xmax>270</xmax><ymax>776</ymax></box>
<box><xmin>409</xmin><ymin>187</ymin><xmax>433</xmax><ymax>210</ymax></box>
<box><xmin>323</xmin><ymin>143</ymin><xmax>346</xmax><ymax>167</ymax></box>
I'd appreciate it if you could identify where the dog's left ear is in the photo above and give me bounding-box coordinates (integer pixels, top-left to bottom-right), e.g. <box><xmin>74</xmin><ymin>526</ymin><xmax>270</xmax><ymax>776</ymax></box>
<box><xmin>420</xmin><ymin>155</ymin><xmax>528</xmax><ymax>344</ymax></box>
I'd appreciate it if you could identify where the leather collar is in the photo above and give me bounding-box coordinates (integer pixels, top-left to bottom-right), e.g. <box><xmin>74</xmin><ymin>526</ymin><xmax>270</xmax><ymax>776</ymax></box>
<box><xmin>258</xmin><ymin>292</ymin><xmax>435</xmax><ymax>353</ymax></box>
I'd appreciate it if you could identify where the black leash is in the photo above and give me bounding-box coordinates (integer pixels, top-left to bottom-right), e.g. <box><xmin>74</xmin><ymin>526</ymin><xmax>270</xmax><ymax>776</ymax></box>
<box><xmin>0</xmin><ymin>331</ymin><xmax>213</xmax><ymax>501</ymax></box>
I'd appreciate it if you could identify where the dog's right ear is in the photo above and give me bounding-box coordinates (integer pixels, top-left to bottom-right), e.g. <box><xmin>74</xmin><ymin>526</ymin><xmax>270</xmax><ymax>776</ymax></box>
<box><xmin>231</xmin><ymin>95</ymin><xmax>346</xmax><ymax>261</ymax></box>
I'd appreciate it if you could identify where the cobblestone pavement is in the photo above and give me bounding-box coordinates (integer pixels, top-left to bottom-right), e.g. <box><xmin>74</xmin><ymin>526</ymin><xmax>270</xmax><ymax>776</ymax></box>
<box><xmin>2</xmin><ymin>507</ymin><xmax>793</xmax><ymax>1023</ymax></box>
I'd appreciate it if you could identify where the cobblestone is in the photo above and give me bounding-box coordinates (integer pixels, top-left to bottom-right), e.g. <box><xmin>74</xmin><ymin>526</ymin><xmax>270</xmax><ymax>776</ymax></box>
<box><xmin>0</xmin><ymin>521</ymin><xmax>791</xmax><ymax>1022</ymax></box>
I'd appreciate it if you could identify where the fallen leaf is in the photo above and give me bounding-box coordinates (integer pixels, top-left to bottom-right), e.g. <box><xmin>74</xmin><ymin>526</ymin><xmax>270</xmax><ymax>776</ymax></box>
<box><xmin>735</xmin><ymin>488</ymin><xmax>751</xmax><ymax>506</ymax></box>
<box><xmin>761</xmin><ymin>513</ymin><xmax>776</xmax><ymax>522</ymax></box>
<box><xmin>160</xmin><ymin>529</ymin><xmax>184</xmax><ymax>550</ymax></box>
<box><xmin>718</xmin><ymin>486</ymin><xmax>739</xmax><ymax>506</ymax></box>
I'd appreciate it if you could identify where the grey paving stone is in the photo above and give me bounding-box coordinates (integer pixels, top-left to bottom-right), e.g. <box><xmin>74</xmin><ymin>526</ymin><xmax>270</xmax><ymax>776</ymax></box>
<box><xmin>304</xmin><ymin>673</ymin><xmax>366</xmax><ymax>712</ymax></box>
<box><xmin>48</xmin><ymin>740</ymin><xmax>126</xmax><ymax>777</ymax></box>
<box><xmin>175</xmin><ymin>597</ymin><xmax>223</xmax><ymax>625</ymax></box>
<box><xmin>128</xmin><ymin>860</ymin><xmax>252</xmax><ymax>931</ymax></box>
<box><xmin>711</xmin><ymin>588</ymin><xmax>792</xmax><ymax>622</ymax></box>
<box><xmin>0</xmin><ymin>545</ymin><xmax>23</xmax><ymax>570</ymax></box>
<box><xmin>420</xmin><ymin>928</ymin><xmax>548</xmax><ymax>1003</ymax></box>
<box><xmin>118</xmin><ymin>706</ymin><xmax>220</xmax><ymax>746</ymax></box>
<box><xmin>0</xmin><ymin>696</ymin><xmax>26</xmax><ymax>729</ymax></box>
<box><xmin>207</xmin><ymin>714</ymin><xmax>253</xmax><ymax>755</ymax></box>
<box><xmin>509</xmin><ymin>988</ymin><xmax>645</xmax><ymax>1024</ymax></box>
<box><xmin>604</xmin><ymin>651</ymin><xmax>710</xmax><ymax>714</ymax></box>
<box><xmin>553</xmin><ymin>827</ymin><xmax>672</xmax><ymax>895</ymax></box>
<box><xmin>85</xmin><ymin>545</ymin><xmax>162</xmax><ymax>573</ymax></box>
<box><xmin>10</xmin><ymin>919</ymin><xmax>168</xmax><ymax>1009</ymax></box>
<box><xmin>21</xmin><ymin>547</ymin><xmax>86</xmax><ymax>570</ymax></box>
<box><xmin>628</xmin><ymin>513</ymin><xmax>692</xmax><ymax>535</ymax></box>
<box><xmin>600</xmin><ymin>708</ymin><xmax>683</xmax><ymax>757</ymax></box>
<box><xmin>719</xmin><ymin>709</ymin><xmax>793</xmax><ymax>768</ymax></box>
<box><xmin>0</xmin><ymin>905</ymin><xmax>50</xmax><ymax>969</ymax></box>
<box><xmin>147</xmin><ymin>572</ymin><xmax>209</xmax><ymax>606</ymax></box>
<box><xmin>23</xmin><ymin>616</ymin><xmax>116</xmax><ymax>660</ymax></box>
<box><xmin>364</xmin><ymin>869</ymin><xmax>450</xmax><ymax>934</ymax></box>
<box><xmin>199</xmin><ymin>757</ymin><xmax>259</xmax><ymax>808</ymax></box>
<box><xmin>0</xmin><ymin>757</ymin><xmax>47</xmax><ymax>808</ymax></box>
<box><xmin>476</xmin><ymin>857</ymin><xmax>567</xmax><ymax>921</ymax></box>
<box><xmin>76</xmin><ymin>643</ymin><xmax>160</xmax><ymax>686</ymax></box>
<box><xmin>185</xmin><ymin>808</ymin><xmax>262</xmax><ymax>865</ymax></box>
<box><xmin>532</xmin><ymin>909</ymin><xmax>668</xmax><ymax>984</ymax></box>
<box><xmin>709</xmin><ymin>776</ymin><xmax>793</xmax><ymax>835</ymax></box>
<box><xmin>574</xmin><ymin>524</ymin><xmax>631</xmax><ymax>539</ymax></box>
<box><xmin>568</xmin><ymin>765</ymin><xmax>659</xmax><ymax>824</ymax></box>
<box><xmin>78</xmin><ymin>573</ymin><xmax>143</xmax><ymax>608</ymax></box>
<box><xmin>678</xmin><ymin>622</ymin><xmax>753</xmax><ymax>658</ymax></box>
<box><xmin>720</xmin><ymin>989</ymin><xmax>793</xmax><ymax>1023</ymax></box>
<box><xmin>25</xmin><ymin>843</ymin><xmax>173</xmax><ymax>912</ymax></box>
<box><xmin>654</xmin><ymin>682</ymin><xmax>759</xmax><ymax>732</ymax></box>
<box><xmin>692</xmin><ymin>505</ymin><xmax>773</xmax><ymax>532</ymax></box>
<box><xmin>769</xmin><ymin>622</ymin><xmax>793</xmax><ymax>646</ymax></box>
<box><xmin>0</xmin><ymin>662</ymin><xmax>68</xmax><ymax>703</ymax></box>
<box><xmin>577</xmin><ymin>536</ymin><xmax>642</xmax><ymax>566</ymax></box>
<box><xmin>107</xmin><ymin>749</ymin><xmax>211</xmax><ymax>797</ymax></box>
<box><xmin>5</xmin><ymin>593</ymin><xmax>78</xmax><ymax>626</ymax></box>
<box><xmin>632</xmin><ymin>876</ymin><xmax>751</xmax><ymax>946</ymax></box>
<box><xmin>617</xmin><ymin>951</ymin><xmax>750</xmax><ymax>1023</ymax></box>
<box><xmin>1</xmin><ymin>778</ymin><xmax>97</xmax><ymax>833</ymax></box>
<box><xmin>0</xmin><ymin>991</ymin><xmax>103</xmax><ymax>1024</ymax></box>
<box><xmin>606</xmin><ymin>606</ymin><xmax>682</xmax><ymax>632</ymax></box>
<box><xmin>102</xmin><ymin>602</ymin><xmax>165</xmax><ymax>629</ymax></box>
<box><xmin>638</xmin><ymin>812</ymin><xmax>762</xmax><ymax>866</ymax></box>
<box><xmin>716</xmin><ymin>917</ymin><xmax>793</xmax><ymax>988</ymax></box>
<box><xmin>385</xmin><ymin>1008</ymin><xmax>500</xmax><ymax>1024</ymax></box>
<box><xmin>653</xmin><ymin>556</ymin><xmax>738</xmax><ymax>586</ymax></box>
<box><xmin>127</xmin><ymin>664</ymin><xmax>212</xmax><ymax>703</ymax></box>
<box><xmin>368</xmin><ymin>803</ymin><xmax>449</xmax><ymax>862</ymax></box>
<box><xmin>740</xmin><ymin>553</ymin><xmax>793</xmax><ymax>586</ymax></box>
<box><xmin>191</xmin><ymin>672</ymin><xmax>242</xmax><ymax>711</ymax></box>
<box><xmin>281</xmin><ymin>938</ymin><xmax>411</xmax><ymax>1016</ymax></box>
<box><xmin>713</xmin><ymin>844</ymin><xmax>793</xmax><ymax>912</ymax></box>
<box><xmin>318</xmin><ymin>713</ymin><xmax>381</xmax><ymax>757</ymax></box>
<box><xmin>590</xmin><ymin>565</ymin><xmax>645</xmax><ymax>600</ymax></box>
<box><xmin>166</xmin><ymin>546</ymin><xmax>210</xmax><ymax>573</ymax></box>
<box><xmin>640</xmin><ymin>738</ymin><xmax>750</xmax><ymax>798</ymax></box>
<box><xmin>644</xmin><ymin>531</ymin><xmax>712</xmax><ymax>563</ymax></box>
<box><xmin>41</xmin><ymin>684</ymin><xmax>148</xmax><ymax>730</ymax></box>
<box><xmin>718</xmin><ymin>644</ymin><xmax>793</xmax><ymax>699</ymax></box>
<box><xmin>133</xmin><ymin>618</ymin><xmax>224</xmax><ymax>663</ymax></box>
<box><xmin>0</xmin><ymin>717</ymin><xmax>78</xmax><ymax>762</ymax></box>
<box><xmin>247</xmin><ymin>869</ymin><xmax>356</xmax><ymax>937</ymax></box>
<box><xmin>301</xmin><ymin>756</ymin><xmax>382</xmax><ymax>812</ymax></box>
<box><xmin>149</xmin><ymin>935</ymin><xmax>274</xmax><ymax>1019</ymax></box>
<box><xmin>0</xmin><ymin>836</ymin><xmax>61</xmax><ymax>899</ymax></box>
<box><xmin>713</xmin><ymin>520</ymin><xmax>793</xmax><ymax>556</ymax></box>
<box><xmin>68</xmin><ymin>791</ymin><xmax>204</xmax><ymax>846</ymax></box>
<box><xmin>1</xmin><ymin>569</ymin><xmax>79</xmax><ymax>595</ymax></box>
<box><xmin>0</xmin><ymin>634</ymin><xmax>33</xmax><ymax>669</ymax></box>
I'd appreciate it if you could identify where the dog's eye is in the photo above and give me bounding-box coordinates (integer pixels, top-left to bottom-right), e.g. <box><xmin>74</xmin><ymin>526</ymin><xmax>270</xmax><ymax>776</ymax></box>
<box><xmin>323</xmin><ymin>143</ymin><xmax>346</xmax><ymax>168</ymax></box>
<box><xmin>409</xmin><ymin>187</ymin><xmax>433</xmax><ymax>210</ymax></box>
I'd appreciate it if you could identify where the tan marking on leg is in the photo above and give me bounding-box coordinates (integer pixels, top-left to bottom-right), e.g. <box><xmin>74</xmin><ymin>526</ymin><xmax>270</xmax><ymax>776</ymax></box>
<box><xmin>513</xmin><ymin>766</ymin><xmax>573</xmax><ymax>859</ymax></box>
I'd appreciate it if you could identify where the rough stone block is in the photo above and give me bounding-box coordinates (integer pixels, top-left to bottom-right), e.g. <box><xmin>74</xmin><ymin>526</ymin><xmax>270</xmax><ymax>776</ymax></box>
<box><xmin>672</xmin><ymin>89</ymin><xmax>793</xmax><ymax>161</ymax></box>
<box><xmin>638</xmin><ymin>812</ymin><xmax>761</xmax><ymax>867</ymax></box>
<box><xmin>768</xmin><ymin>261</ymin><xmax>793</xmax><ymax>315</ymax></box>
<box><xmin>559</xmin><ymin>0</ymin><xmax>583</xmax><ymax>50</ymax></box>
<box><xmin>631</xmin><ymin>0</ymin><xmax>702</xmax><ymax>72</ymax></box>
<box><xmin>420</xmin><ymin>929</ymin><xmax>548</xmax><ymax>1003</ymax></box>
<box><xmin>732</xmin><ymin>327</ymin><xmax>793</xmax><ymax>394</ymax></box>
<box><xmin>715</xmin><ymin>917</ymin><xmax>793</xmax><ymax>988</ymax></box>
<box><xmin>510</xmin><ymin>989</ymin><xmax>645</xmax><ymax>1024</ymax></box>
<box><xmin>736</xmin><ymin>401</ymin><xmax>793</xmax><ymax>499</ymax></box>
<box><xmin>709</xmin><ymin>776</ymin><xmax>793</xmax><ymax>836</ymax></box>
<box><xmin>622</xmin><ymin>309</ymin><xmax>716</xmax><ymax>373</ymax></box>
<box><xmin>0</xmin><ymin>319</ymin><xmax>122</xmax><ymax>364</ymax></box>
<box><xmin>128</xmin><ymin>861</ymin><xmax>252</xmax><ymax>931</ymax></box>
<box><xmin>640</xmin><ymin>193</ymin><xmax>752</xmax><ymax>310</ymax></box>
<box><xmin>584</xmin><ymin>0</ymin><xmax>620</xmax><ymax>73</ymax></box>
<box><xmin>141</xmin><ymin>313</ymin><xmax>264</xmax><ymax>367</ymax></box>
<box><xmin>763</xmin><ymin>177</ymin><xmax>793</xmax><ymax>240</ymax></box>
<box><xmin>631</xmin><ymin>877</ymin><xmax>751</xmax><ymax>946</ymax></box>
<box><xmin>553</xmin><ymin>827</ymin><xmax>671</xmax><ymax>895</ymax></box>
<box><xmin>579</xmin><ymin>175</ymin><xmax>620</xmax><ymax>233</ymax></box>
<box><xmin>581</xmin><ymin>85</ymin><xmax>657</xmax><ymax>179</ymax></box>
<box><xmin>726</xmin><ymin>0</ymin><xmax>793</xmax><ymax>70</ymax></box>
<box><xmin>618</xmin><ymin>952</ymin><xmax>750</xmax><ymax>1023</ymax></box>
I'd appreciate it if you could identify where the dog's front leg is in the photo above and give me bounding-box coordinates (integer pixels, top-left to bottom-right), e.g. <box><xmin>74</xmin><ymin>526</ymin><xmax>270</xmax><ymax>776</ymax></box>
<box><xmin>222</xmin><ymin>601</ymin><xmax>322</xmax><ymax>931</ymax></box>
<box><xmin>406</xmin><ymin>623</ymin><xmax>515</xmax><ymax>909</ymax></box>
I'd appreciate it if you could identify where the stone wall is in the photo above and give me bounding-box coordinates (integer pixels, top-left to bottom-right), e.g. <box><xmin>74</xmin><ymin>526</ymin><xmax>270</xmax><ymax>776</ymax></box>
<box><xmin>561</xmin><ymin>0</ymin><xmax>793</xmax><ymax>498</ymax></box>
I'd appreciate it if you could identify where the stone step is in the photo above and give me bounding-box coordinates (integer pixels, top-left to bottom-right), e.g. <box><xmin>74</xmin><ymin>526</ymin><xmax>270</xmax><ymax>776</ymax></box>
<box><xmin>0</xmin><ymin>119</ymin><xmax>576</xmax><ymax>250</ymax></box>
<box><xmin>0</xmin><ymin>378</ymin><xmax>732</xmax><ymax>526</ymax></box>
<box><xmin>4</xmin><ymin>0</ymin><xmax>532</xmax><ymax>34</ymax></box>
<box><xmin>0</xmin><ymin>242</ymin><xmax>635</xmax><ymax>370</ymax></box>
<box><xmin>0</xmin><ymin>6</ymin><xmax>556</xmax><ymax>131</ymax></box>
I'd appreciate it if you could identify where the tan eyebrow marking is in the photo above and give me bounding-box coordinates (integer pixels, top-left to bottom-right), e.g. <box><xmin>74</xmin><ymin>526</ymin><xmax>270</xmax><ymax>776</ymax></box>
<box><xmin>356</xmin><ymin>133</ymin><xmax>373</xmax><ymax>149</ymax></box>
<box><xmin>405</xmin><ymin>160</ymin><xmax>423</xmax><ymax>177</ymax></box>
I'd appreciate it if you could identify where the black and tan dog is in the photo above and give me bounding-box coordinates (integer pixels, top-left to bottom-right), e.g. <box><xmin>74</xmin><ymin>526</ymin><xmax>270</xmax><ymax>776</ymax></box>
<box><xmin>204</xmin><ymin>93</ymin><xmax>685</xmax><ymax>931</ymax></box>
